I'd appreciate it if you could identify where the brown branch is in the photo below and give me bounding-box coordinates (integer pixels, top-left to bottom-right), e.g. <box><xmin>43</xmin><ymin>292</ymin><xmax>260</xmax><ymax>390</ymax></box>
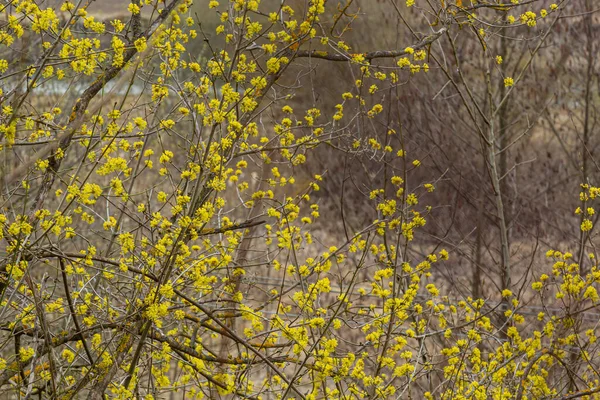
<box><xmin>59</xmin><ymin>258</ymin><xmax>94</xmax><ymax>365</ymax></box>
<box><xmin>0</xmin><ymin>321</ymin><xmax>126</xmax><ymax>388</ymax></box>
<box><xmin>2</xmin><ymin>0</ymin><xmax>182</xmax><ymax>192</ymax></box>
<box><xmin>556</xmin><ymin>387</ymin><xmax>600</xmax><ymax>400</ymax></box>
<box><xmin>170</xmin><ymin>348</ymin><xmax>260</xmax><ymax>400</ymax></box>
<box><xmin>295</xmin><ymin>28</ymin><xmax>446</xmax><ymax>61</ymax></box>
<box><xmin>174</xmin><ymin>288</ymin><xmax>307</xmax><ymax>400</ymax></box>
<box><xmin>147</xmin><ymin>330</ymin><xmax>288</xmax><ymax>365</ymax></box>
<box><xmin>198</xmin><ymin>218</ymin><xmax>266</xmax><ymax>236</ymax></box>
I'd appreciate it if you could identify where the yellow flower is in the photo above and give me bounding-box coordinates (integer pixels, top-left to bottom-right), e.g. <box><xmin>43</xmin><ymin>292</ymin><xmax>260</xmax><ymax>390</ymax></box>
<box><xmin>584</xmin><ymin>286</ymin><xmax>599</xmax><ymax>302</ymax></box>
<box><xmin>439</xmin><ymin>249</ymin><xmax>449</xmax><ymax>260</ymax></box>
<box><xmin>134</xmin><ymin>37</ymin><xmax>147</xmax><ymax>52</ymax></box>
<box><xmin>62</xmin><ymin>349</ymin><xmax>75</xmax><ymax>363</ymax></box>
<box><xmin>19</xmin><ymin>347</ymin><xmax>35</xmax><ymax>362</ymax></box>
<box><xmin>127</xmin><ymin>3</ymin><xmax>141</xmax><ymax>14</ymax></box>
<box><xmin>520</xmin><ymin>11</ymin><xmax>537</xmax><ymax>27</ymax></box>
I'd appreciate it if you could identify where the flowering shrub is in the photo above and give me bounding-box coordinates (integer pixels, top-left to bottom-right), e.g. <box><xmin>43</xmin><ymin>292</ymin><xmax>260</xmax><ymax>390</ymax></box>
<box><xmin>0</xmin><ymin>0</ymin><xmax>597</xmax><ymax>399</ymax></box>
